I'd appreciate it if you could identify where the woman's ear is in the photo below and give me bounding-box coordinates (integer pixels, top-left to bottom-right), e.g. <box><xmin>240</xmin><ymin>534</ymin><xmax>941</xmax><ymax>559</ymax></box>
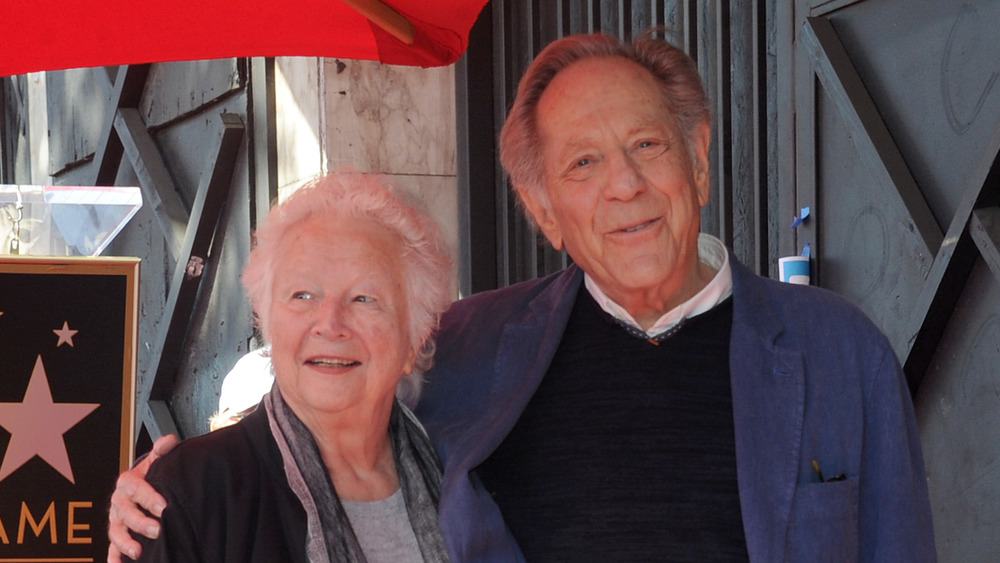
<box><xmin>403</xmin><ymin>344</ymin><xmax>418</xmax><ymax>375</ymax></box>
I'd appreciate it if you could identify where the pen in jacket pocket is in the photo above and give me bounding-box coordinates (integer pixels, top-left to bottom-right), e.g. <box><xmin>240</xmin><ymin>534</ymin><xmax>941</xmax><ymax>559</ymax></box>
<box><xmin>811</xmin><ymin>459</ymin><xmax>846</xmax><ymax>483</ymax></box>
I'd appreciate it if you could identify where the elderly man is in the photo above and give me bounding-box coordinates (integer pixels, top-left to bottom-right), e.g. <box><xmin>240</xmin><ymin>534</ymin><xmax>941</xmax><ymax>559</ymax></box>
<box><xmin>109</xmin><ymin>32</ymin><xmax>935</xmax><ymax>562</ymax></box>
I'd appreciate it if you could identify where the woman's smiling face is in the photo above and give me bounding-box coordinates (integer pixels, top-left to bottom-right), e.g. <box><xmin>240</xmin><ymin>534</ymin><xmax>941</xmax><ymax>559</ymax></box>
<box><xmin>267</xmin><ymin>213</ymin><xmax>416</xmax><ymax>420</ymax></box>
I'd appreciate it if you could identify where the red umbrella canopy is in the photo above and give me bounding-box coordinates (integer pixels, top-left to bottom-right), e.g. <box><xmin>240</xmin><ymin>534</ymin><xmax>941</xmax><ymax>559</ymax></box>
<box><xmin>0</xmin><ymin>0</ymin><xmax>490</xmax><ymax>76</ymax></box>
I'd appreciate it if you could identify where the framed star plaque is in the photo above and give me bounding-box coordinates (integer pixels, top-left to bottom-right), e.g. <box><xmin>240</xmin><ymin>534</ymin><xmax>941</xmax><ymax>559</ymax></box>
<box><xmin>0</xmin><ymin>256</ymin><xmax>138</xmax><ymax>562</ymax></box>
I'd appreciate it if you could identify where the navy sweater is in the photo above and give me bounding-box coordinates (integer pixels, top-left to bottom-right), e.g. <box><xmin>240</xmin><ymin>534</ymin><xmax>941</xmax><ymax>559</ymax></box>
<box><xmin>476</xmin><ymin>291</ymin><xmax>749</xmax><ymax>561</ymax></box>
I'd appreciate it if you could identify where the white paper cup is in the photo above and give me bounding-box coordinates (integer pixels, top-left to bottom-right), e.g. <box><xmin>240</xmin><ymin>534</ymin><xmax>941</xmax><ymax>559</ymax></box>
<box><xmin>779</xmin><ymin>256</ymin><xmax>810</xmax><ymax>285</ymax></box>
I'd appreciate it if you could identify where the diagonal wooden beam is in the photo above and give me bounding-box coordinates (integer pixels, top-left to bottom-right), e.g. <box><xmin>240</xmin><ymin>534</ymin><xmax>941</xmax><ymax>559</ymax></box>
<box><xmin>141</xmin><ymin>399</ymin><xmax>179</xmax><ymax>445</ymax></box>
<box><xmin>970</xmin><ymin>207</ymin><xmax>1000</xmax><ymax>286</ymax></box>
<box><xmin>802</xmin><ymin>17</ymin><xmax>942</xmax><ymax>266</ymax></box>
<box><xmin>897</xmin><ymin>115</ymin><xmax>1000</xmax><ymax>392</ymax></box>
<box><xmin>115</xmin><ymin>108</ymin><xmax>188</xmax><ymax>261</ymax></box>
<box><xmin>137</xmin><ymin>113</ymin><xmax>244</xmax><ymax>441</ymax></box>
<box><xmin>91</xmin><ymin>64</ymin><xmax>151</xmax><ymax>186</ymax></box>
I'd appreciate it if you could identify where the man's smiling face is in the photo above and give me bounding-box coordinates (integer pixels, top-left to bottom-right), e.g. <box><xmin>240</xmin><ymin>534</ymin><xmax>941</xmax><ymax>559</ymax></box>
<box><xmin>520</xmin><ymin>56</ymin><xmax>711</xmax><ymax>318</ymax></box>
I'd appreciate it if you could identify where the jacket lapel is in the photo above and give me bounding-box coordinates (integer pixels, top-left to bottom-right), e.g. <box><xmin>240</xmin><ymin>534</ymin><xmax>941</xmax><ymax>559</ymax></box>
<box><xmin>465</xmin><ymin>266</ymin><xmax>583</xmax><ymax>467</ymax></box>
<box><xmin>729</xmin><ymin>257</ymin><xmax>805</xmax><ymax>562</ymax></box>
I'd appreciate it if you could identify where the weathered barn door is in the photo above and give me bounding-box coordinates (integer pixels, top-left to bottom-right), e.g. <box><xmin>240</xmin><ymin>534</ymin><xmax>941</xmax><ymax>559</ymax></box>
<box><xmin>786</xmin><ymin>1</ymin><xmax>1000</xmax><ymax>559</ymax></box>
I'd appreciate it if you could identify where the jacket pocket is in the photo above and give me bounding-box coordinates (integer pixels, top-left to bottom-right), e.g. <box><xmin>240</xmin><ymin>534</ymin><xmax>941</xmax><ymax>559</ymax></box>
<box><xmin>785</xmin><ymin>476</ymin><xmax>859</xmax><ymax>562</ymax></box>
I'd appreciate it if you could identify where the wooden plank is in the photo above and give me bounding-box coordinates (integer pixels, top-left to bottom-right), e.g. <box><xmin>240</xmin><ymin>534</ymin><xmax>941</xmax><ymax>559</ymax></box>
<box><xmin>696</xmin><ymin>0</ymin><xmax>721</xmax><ymax>245</ymax></box>
<box><xmin>499</xmin><ymin>0</ymin><xmax>544</xmax><ymax>284</ymax></box>
<box><xmin>142</xmin><ymin>59</ymin><xmax>243</xmax><ymax>129</ymax></box>
<box><xmin>248</xmin><ymin>58</ymin><xmax>277</xmax><ymax>231</ymax></box>
<box><xmin>628</xmin><ymin>0</ymin><xmax>652</xmax><ymax>38</ymax></box>
<box><xmin>898</xmin><ymin>115</ymin><xmax>1000</xmax><ymax>391</ymax></box>
<box><xmin>792</xmin><ymin>1</ymin><xmax>818</xmax><ymax>271</ymax></box>
<box><xmin>456</xmin><ymin>7</ymin><xmax>501</xmax><ymax>293</ymax></box>
<box><xmin>802</xmin><ymin>17</ymin><xmax>942</xmax><ymax>262</ymax></box>
<box><xmin>970</xmin><ymin>207</ymin><xmax>1000</xmax><ymax>286</ymax></box>
<box><xmin>681</xmin><ymin>0</ymin><xmax>697</xmax><ymax>59</ymax></box>
<box><xmin>761</xmin><ymin>0</ymin><xmax>780</xmax><ymax>276</ymax></box>
<box><xmin>137</xmin><ymin>113</ymin><xmax>244</xmax><ymax>439</ymax></box>
<box><xmin>141</xmin><ymin>399</ymin><xmax>180</xmax><ymax>443</ymax></box>
<box><xmin>713</xmin><ymin>0</ymin><xmax>733</xmax><ymax>248</ymax></box>
<box><xmin>730</xmin><ymin>0</ymin><xmax>764</xmax><ymax>271</ymax></box>
<box><xmin>0</xmin><ymin>76</ymin><xmax>28</xmax><ymax>182</ymax></box>
<box><xmin>809</xmin><ymin>0</ymin><xmax>864</xmax><ymax>15</ymax></box>
<box><xmin>566</xmin><ymin>0</ymin><xmax>595</xmax><ymax>34</ymax></box>
<box><xmin>774</xmin><ymin>0</ymin><xmax>796</xmax><ymax>261</ymax></box>
<box><xmin>92</xmin><ymin>64</ymin><xmax>151</xmax><ymax>186</ymax></box>
<box><xmin>114</xmin><ymin>108</ymin><xmax>188</xmax><ymax>260</ymax></box>
<box><xmin>600</xmin><ymin>0</ymin><xmax>623</xmax><ymax>37</ymax></box>
<box><xmin>537</xmin><ymin>1</ymin><xmax>567</xmax><ymax>278</ymax></box>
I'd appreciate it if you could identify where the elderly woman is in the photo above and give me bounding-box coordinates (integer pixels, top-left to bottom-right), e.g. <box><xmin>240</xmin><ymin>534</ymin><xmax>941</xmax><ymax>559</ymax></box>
<box><xmin>128</xmin><ymin>172</ymin><xmax>453</xmax><ymax>562</ymax></box>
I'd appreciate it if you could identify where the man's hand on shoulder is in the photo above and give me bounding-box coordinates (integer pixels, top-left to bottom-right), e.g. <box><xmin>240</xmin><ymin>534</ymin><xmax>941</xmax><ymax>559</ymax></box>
<box><xmin>106</xmin><ymin>434</ymin><xmax>179</xmax><ymax>562</ymax></box>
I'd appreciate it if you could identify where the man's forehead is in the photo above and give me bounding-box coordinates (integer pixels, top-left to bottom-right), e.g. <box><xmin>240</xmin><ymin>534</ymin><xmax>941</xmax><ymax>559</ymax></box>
<box><xmin>538</xmin><ymin>57</ymin><xmax>669</xmax><ymax>113</ymax></box>
<box><xmin>537</xmin><ymin>82</ymin><xmax>679</xmax><ymax>141</ymax></box>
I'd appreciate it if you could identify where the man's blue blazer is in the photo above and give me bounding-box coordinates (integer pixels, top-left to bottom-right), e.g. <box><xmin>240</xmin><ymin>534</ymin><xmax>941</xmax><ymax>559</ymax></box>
<box><xmin>415</xmin><ymin>252</ymin><xmax>936</xmax><ymax>562</ymax></box>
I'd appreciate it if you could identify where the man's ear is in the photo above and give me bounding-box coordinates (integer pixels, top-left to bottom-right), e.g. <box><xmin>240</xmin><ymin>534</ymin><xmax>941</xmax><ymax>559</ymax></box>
<box><xmin>691</xmin><ymin>122</ymin><xmax>711</xmax><ymax>207</ymax></box>
<box><xmin>517</xmin><ymin>185</ymin><xmax>564</xmax><ymax>250</ymax></box>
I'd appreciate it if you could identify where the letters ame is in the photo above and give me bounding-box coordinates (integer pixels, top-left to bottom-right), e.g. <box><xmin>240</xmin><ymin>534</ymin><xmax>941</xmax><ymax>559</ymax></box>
<box><xmin>0</xmin><ymin>501</ymin><xmax>92</xmax><ymax>544</ymax></box>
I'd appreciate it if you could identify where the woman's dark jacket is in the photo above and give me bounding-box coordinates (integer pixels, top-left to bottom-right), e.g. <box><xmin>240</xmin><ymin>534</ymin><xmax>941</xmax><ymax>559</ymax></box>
<box><xmin>133</xmin><ymin>406</ymin><xmax>308</xmax><ymax>562</ymax></box>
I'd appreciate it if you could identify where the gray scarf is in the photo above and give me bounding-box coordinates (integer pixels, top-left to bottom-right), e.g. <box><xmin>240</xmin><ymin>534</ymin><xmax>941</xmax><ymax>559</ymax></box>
<box><xmin>263</xmin><ymin>387</ymin><xmax>450</xmax><ymax>562</ymax></box>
